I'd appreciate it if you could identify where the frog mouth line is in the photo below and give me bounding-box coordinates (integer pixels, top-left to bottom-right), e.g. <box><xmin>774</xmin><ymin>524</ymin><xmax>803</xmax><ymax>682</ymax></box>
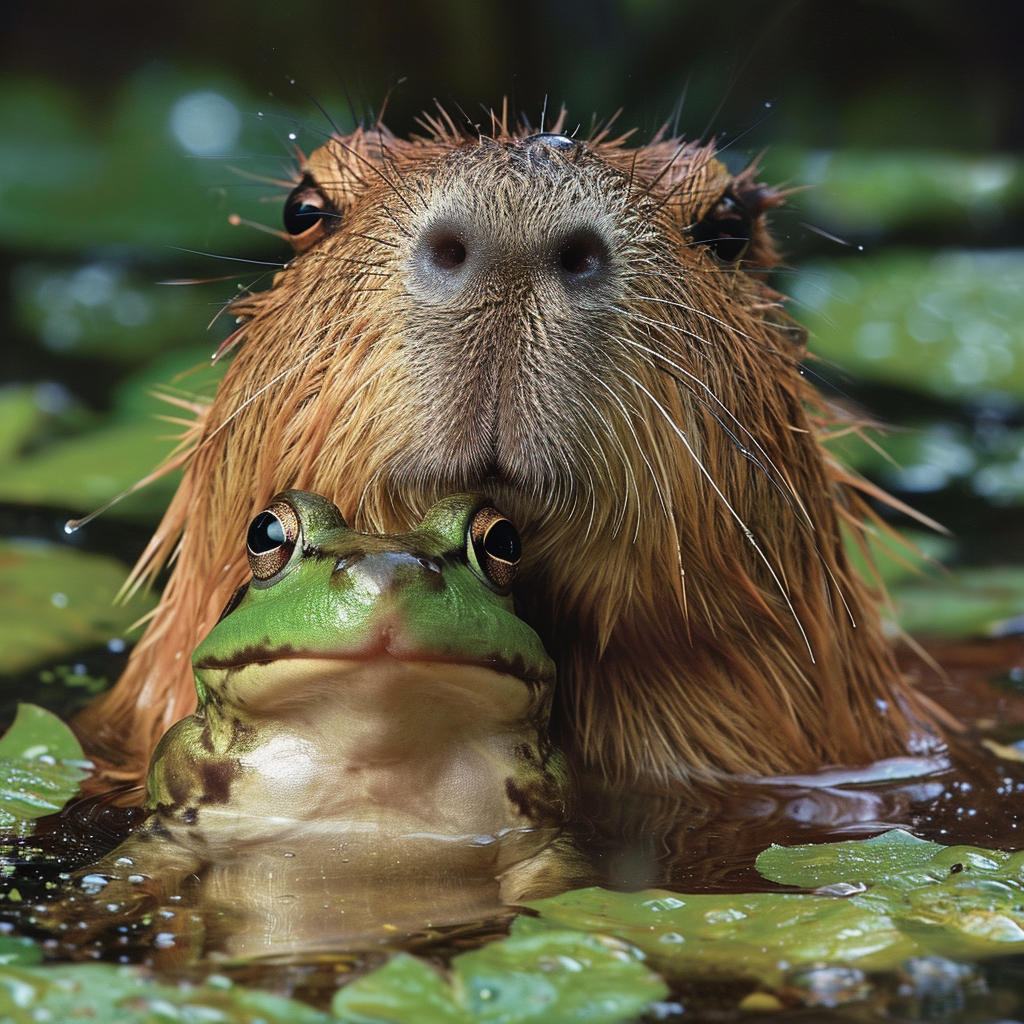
<box><xmin>193</xmin><ymin>644</ymin><xmax>552</xmax><ymax>687</ymax></box>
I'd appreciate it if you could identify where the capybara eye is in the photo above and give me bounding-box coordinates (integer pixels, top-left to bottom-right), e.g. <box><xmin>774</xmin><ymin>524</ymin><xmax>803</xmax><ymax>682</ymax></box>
<box><xmin>283</xmin><ymin>184</ymin><xmax>329</xmax><ymax>237</ymax></box>
<box><xmin>468</xmin><ymin>507</ymin><xmax>521</xmax><ymax>591</ymax></box>
<box><xmin>246</xmin><ymin>500</ymin><xmax>300</xmax><ymax>580</ymax></box>
<box><xmin>691</xmin><ymin>192</ymin><xmax>752</xmax><ymax>262</ymax></box>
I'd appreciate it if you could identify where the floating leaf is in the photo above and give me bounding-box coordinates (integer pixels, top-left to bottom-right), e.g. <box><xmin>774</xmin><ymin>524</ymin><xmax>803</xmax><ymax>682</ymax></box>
<box><xmin>0</xmin><ymin>703</ymin><xmax>86</xmax><ymax>764</ymax></box>
<box><xmin>891</xmin><ymin>566</ymin><xmax>1024</xmax><ymax>637</ymax></box>
<box><xmin>0</xmin><ymin>388</ymin><xmax>44</xmax><ymax>462</ymax></box>
<box><xmin>764</xmin><ymin>149</ymin><xmax>1024</xmax><ymax>234</ymax></box>
<box><xmin>793</xmin><ymin>249</ymin><xmax>1024</xmax><ymax>402</ymax></box>
<box><xmin>758</xmin><ymin>830</ymin><xmax>1024</xmax><ymax>962</ymax></box>
<box><xmin>332</xmin><ymin>954</ymin><xmax>470</xmax><ymax>1024</ymax></box>
<box><xmin>0</xmin><ymin>422</ymin><xmax>182</xmax><ymax>523</ymax></box>
<box><xmin>332</xmin><ymin>919</ymin><xmax>666</xmax><ymax>1024</ymax></box>
<box><xmin>0</xmin><ymin>704</ymin><xmax>90</xmax><ymax>832</ymax></box>
<box><xmin>0</xmin><ymin>963</ymin><xmax>332</xmax><ymax>1024</ymax></box>
<box><xmin>526</xmin><ymin>885</ymin><xmax>915</xmax><ymax>990</ymax></box>
<box><xmin>756</xmin><ymin>829</ymin><xmax>945</xmax><ymax>888</ymax></box>
<box><xmin>0</xmin><ymin>539</ymin><xmax>157</xmax><ymax>674</ymax></box>
<box><xmin>0</xmin><ymin>937</ymin><xmax>42</xmax><ymax>967</ymax></box>
<box><xmin>0</xmin><ymin>72</ymin><xmax>292</xmax><ymax>254</ymax></box>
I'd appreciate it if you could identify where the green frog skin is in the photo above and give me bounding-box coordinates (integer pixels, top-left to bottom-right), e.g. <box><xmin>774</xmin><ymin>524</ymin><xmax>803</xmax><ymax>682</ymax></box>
<box><xmin>55</xmin><ymin>492</ymin><xmax>583</xmax><ymax>962</ymax></box>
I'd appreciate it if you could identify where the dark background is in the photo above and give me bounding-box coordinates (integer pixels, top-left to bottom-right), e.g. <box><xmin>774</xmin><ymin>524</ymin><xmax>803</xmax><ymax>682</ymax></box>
<box><xmin>5</xmin><ymin>0</ymin><xmax>1021</xmax><ymax>150</ymax></box>
<box><xmin>1</xmin><ymin>0</ymin><xmax>1023</xmax><ymax>704</ymax></box>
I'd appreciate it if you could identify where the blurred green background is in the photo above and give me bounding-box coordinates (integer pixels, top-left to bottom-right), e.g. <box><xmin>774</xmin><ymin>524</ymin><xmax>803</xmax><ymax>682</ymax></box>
<box><xmin>2</xmin><ymin>0</ymin><xmax>1023</xmax><ymax>716</ymax></box>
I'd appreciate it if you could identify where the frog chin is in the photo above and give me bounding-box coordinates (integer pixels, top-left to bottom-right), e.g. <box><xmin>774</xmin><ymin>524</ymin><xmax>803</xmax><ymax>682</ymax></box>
<box><xmin>198</xmin><ymin>653</ymin><xmax>541</xmax><ymax>735</ymax></box>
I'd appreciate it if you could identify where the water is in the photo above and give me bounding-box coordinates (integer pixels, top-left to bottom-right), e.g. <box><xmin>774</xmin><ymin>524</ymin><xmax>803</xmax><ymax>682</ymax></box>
<box><xmin>3</xmin><ymin>634</ymin><xmax>1024</xmax><ymax>1019</ymax></box>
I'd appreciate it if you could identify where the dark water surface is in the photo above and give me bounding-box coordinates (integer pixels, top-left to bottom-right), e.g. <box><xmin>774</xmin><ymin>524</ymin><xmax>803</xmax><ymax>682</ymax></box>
<box><xmin>3</xmin><ymin>636</ymin><xmax>1024</xmax><ymax>1019</ymax></box>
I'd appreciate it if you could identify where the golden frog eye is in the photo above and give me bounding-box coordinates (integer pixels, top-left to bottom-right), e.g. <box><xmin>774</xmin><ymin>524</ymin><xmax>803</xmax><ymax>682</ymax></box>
<box><xmin>246</xmin><ymin>499</ymin><xmax>300</xmax><ymax>581</ymax></box>
<box><xmin>469</xmin><ymin>506</ymin><xmax>521</xmax><ymax>591</ymax></box>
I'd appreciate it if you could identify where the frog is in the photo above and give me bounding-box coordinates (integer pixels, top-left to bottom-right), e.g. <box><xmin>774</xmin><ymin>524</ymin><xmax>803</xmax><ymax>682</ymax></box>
<box><xmin>53</xmin><ymin>492</ymin><xmax>585</xmax><ymax>963</ymax></box>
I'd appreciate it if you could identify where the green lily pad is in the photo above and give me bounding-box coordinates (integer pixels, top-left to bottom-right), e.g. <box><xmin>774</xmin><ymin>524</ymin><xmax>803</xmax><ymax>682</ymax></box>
<box><xmin>0</xmin><ymin>936</ymin><xmax>42</xmax><ymax>967</ymax></box>
<box><xmin>0</xmin><ymin>538</ymin><xmax>157</xmax><ymax>674</ymax></box>
<box><xmin>0</xmin><ymin>704</ymin><xmax>90</xmax><ymax>832</ymax></box>
<box><xmin>0</xmin><ymin>702</ymin><xmax>86</xmax><ymax>764</ymax></box>
<box><xmin>793</xmin><ymin>249</ymin><xmax>1024</xmax><ymax>402</ymax></box>
<box><xmin>332</xmin><ymin>955</ymin><xmax>471</xmax><ymax>1024</ymax></box>
<box><xmin>332</xmin><ymin>918</ymin><xmax>667</xmax><ymax>1024</ymax></box>
<box><xmin>891</xmin><ymin>565</ymin><xmax>1024</xmax><ymax>637</ymax></box>
<box><xmin>526</xmin><ymin>886</ymin><xmax>915</xmax><ymax>990</ymax></box>
<box><xmin>0</xmin><ymin>388</ymin><xmax>44</xmax><ymax>462</ymax></box>
<box><xmin>0</xmin><ymin>348</ymin><xmax>223</xmax><ymax>524</ymax></box>
<box><xmin>0</xmin><ymin>963</ymin><xmax>332</xmax><ymax>1024</ymax></box>
<box><xmin>524</xmin><ymin>831</ymin><xmax>1024</xmax><ymax>995</ymax></box>
<box><xmin>12</xmin><ymin>261</ymin><xmax>217</xmax><ymax>362</ymax></box>
<box><xmin>826</xmin><ymin>419</ymin><xmax>1024</xmax><ymax>509</ymax></box>
<box><xmin>0</xmin><ymin>421</ymin><xmax>183</xmax><ymax>524</ymax></box>
<box><xmin>758</xmin><ymin>830</ymin><xmax>1024</xmax><ymax>962</ymax></box>
<box><xmin>0</xmin><ymin>71</ymin><xmax>292</xmax><ymax>255</ymax></box>
<box><xmin>763</xmin><ymin>149</ymin><xmax>1024</xmax><ymax>233</ymax></box>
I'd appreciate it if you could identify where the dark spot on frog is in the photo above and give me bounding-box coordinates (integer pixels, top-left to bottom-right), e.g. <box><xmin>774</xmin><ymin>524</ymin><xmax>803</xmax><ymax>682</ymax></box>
<box><xmin>516</xmin><ymin>743</ymin><xmax>537</xmax><ymax>763</ymax></box>
<box><xmin>230</xmin><ymin>716</ymin><xmax>253</xmax><ymax>747</ymax></box>
<box><xmin>182</xmin><ymin>807</ymin><xmax>198</xmax><ymax>825</ymax></box>
<box><xmin>505</xmin><ymin>778</ymin><xmax>539</xmax><ymax>821</ymax></box>
<box><xmin>199</xmin><ymin>722</ymin><xmax>214</xmax><ymax>753</ymax></box>
<box><xmin>198</xmin><ymin>760</ymin><xmax>234</xmax><ymax>805</ymax></box>
<box><xmin>950</xmin><ymin>862</ymin><xmax>964</xmax><ymax>874</ymax></box>
<box><xmin>148</xmin><ymin>819</ymin><xmax>171</xmax><ymax>840</ymax></box>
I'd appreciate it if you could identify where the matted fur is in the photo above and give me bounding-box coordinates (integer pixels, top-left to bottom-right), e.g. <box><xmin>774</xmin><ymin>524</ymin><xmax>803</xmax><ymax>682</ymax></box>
<box><xmin>77</xmin><ymin>109</ymin><xmax>936</xmax><ymax>791</ymax></box>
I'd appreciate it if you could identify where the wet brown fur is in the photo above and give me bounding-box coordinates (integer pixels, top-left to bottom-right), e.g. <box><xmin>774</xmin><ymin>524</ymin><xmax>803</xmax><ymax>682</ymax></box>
<box><xmin>77</xmin><ymin>107</ymin><xmax>936</xmax><ymax>792</ymax></box>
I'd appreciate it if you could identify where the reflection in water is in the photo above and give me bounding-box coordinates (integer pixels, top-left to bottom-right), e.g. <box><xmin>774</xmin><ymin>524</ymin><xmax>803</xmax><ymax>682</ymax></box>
<box><xmin>3</xmin><ymin>636</ymin><xmax>1024</xmax><ymax>1014</ymax></box>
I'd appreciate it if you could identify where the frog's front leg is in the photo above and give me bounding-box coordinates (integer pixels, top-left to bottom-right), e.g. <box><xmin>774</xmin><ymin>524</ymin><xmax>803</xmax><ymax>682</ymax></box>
<box><xmin>46</xmin><ymin>821</ymin><xmax>205</xmax><ymax>961</ymax></box>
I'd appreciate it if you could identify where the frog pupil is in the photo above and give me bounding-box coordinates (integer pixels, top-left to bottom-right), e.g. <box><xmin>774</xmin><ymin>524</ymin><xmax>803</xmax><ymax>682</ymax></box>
<box><xmin>483</xmin><ymin>519</ymin><xmax>521</xmax><ymax>564</ymax></box>
<box><xmin>247</xmin><ymin>511</ymin><xmax>286</xmax><ymax>554</ymax></box>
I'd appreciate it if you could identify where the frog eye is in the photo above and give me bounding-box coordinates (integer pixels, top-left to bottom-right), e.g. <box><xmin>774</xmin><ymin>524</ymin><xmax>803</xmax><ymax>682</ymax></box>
<box><xmin>691</xmin><ymin>191</ymin><xmax>752</xmax><ymax>262</ymax></box>
<box><xmin>468</xmin><ymin>506</ymin><xmax>521</xmax><ymax>591</ymax></box>
<box><xmin>246</xmin><ymin>499</ymin><xmax>301</xmax><ymax>581</ymax></box>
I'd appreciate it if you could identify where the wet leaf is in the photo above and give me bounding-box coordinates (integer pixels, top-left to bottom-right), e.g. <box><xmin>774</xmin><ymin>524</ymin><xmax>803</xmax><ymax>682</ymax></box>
<box><xmin>756</xmin><ymin>828</ymin><xmax>945</xmax><ymax>888</ymax></box>
<box><xmin>332</xmin><ymin>954</ymin><xmax>470</xmax><ymax>1024</ymax></box>
<box><xmin>0</xmin><ymin>539</ymin><xmax>157</xmax><ymax>674</ymax></box>
<box><xmin>0</xmin><ymin>703</ymin><xmax>86</xmax><ymax>764</ymax></box>
<box><xmin>891</xmin><ymin>566</ymin><xmax>1024</xmax><ymax>637</ymax></box>
<box><xmin>764</xmin><ymin>149</ymin><xmax>1024</xmax><ymax>233</ymax></box>
<box><xmin>0</xmin><ymin>963</ymin><xmax>332</xmax><ymax>1024</ymax></box>
<box><xmin>526</xmin><ymin>886</ymin><xmax>916</xmax><ymax>990</ymax></box>
<box><xmin>0</xmin><ymin>704</ymin><xmax>90</xmax><ymax>832</ymax></box>
<box><xmin>0</xmin><ymin>937</ymin><xmax>42</xmax><ymax>967</ymax></box>
<box><xmin>454</xmin><ymin>919</ymin><xmax>667</xmax><ymax>1022</ymax></box>
<box><xmin>793</xmin><ymin>249</ymin><xmax>1024</xmax><ymax>402</ymax></box>
<box><xmin>0</xmin><ymin>72</ymin><xmax>293</xmax><ymax>254</ymax></box>
<box><xmin>758</xmin><ymin>830</ymin><xmax>1024</xmax><ymax>961</ymax></box>
<box><xmin>0</xmin><ymin>422</ymin><xmax>183</xmax><ymax>523</ymax></box>
<box><xmin>332</xmin><ymin>919</ymin><xmax>667</xmax><ymax>1024</ymax></box>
